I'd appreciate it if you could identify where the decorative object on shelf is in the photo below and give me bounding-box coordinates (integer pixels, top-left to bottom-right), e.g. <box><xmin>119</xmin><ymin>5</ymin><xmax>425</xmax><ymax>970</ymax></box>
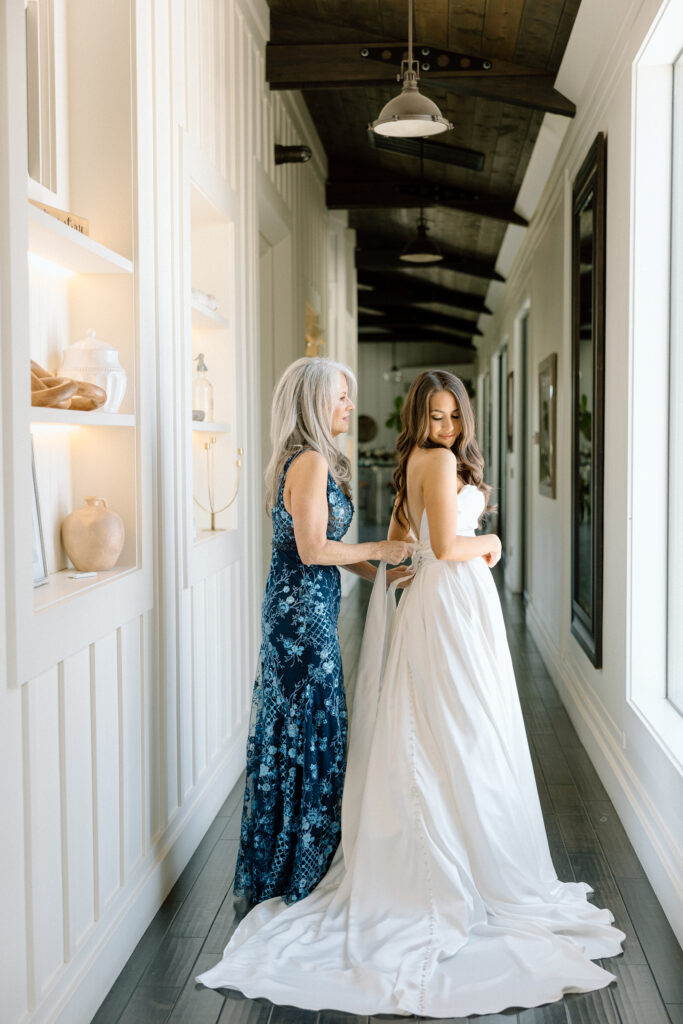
<box><xmin>571</xmin><ymin>132</ymin><xmax>606</xmax><ymax>668</ymax></box>
<box><xmin>31</xmin><ymin>359</ymin><xmax>107</xmax><ymax>411</ymax></box>
<box><xmin>192</xmin><ymin>353</ymin><xmax>214</xmax><ymax>422</ymax></box>
<box><xmin>61</xmin><ymin>496</ymin><xmax>125</xmax><ymax>571</ymax></box>
<box><xmin>59</xmin><ymin>328</ymin><xmax>127</xmax><ymax>412</ymax></box>
<box><xmin>507</xmin><ymin>371</ymin><xmax>514</xmax><ymax>452</ymax></box>
<box><xmin>305</xmin><ymin>302</ymin><xmax>325</xmax><ymax>356</ymax></box>
<box><xmin>28</xmin><ymin>199</ymin><xmax>89</xmax><ymax>235</ymax></box>
<box><xmin>31</xmin><ymin>436</ymin><xmax>48</xmax><ymax>587</ymax></box>
<box><xmin>191</xmin><ymin>287</ymin><xmax>219</xmax><ymax>311</ymax></box>
<box><xmin>537</xmin><ymin>353</ymin><xmax>557</xmax><ymax>499</ymax></box>
<box><xmin>194</xmin><ymin>443</ymin><xmax>243</xmax><ymax>532</ymax></box>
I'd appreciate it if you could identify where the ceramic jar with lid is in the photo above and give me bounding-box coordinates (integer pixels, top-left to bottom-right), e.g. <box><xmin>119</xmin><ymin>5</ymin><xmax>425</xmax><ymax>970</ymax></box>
<box><xmin>60</xmin><ymin>328</ymin><xmax>127</xmax><ymax>412</ymax></box>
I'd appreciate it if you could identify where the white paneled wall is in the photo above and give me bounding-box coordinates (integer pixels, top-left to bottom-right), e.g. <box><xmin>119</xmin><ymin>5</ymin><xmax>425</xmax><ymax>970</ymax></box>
<box><xmin>0</xmin><ymin>0</ymin><xmax>340</xmax><ymax>1021</ymax></box>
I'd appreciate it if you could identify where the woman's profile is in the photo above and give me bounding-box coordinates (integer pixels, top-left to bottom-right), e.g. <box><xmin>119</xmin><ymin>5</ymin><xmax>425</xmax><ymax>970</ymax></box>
<box><xmin>199</xmin><ymin>369</ymin><xmax>624</xmax><ymax>1017</ymax></box>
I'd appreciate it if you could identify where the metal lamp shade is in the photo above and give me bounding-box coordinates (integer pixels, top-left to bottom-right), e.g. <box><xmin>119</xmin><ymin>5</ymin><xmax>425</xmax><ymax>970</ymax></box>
<box><xmin>400</xmin><ymin>222</ymin><xmax>443</xmax><ymax>263</ymax></box>
<box><xmin>371</xmin><ymin>76</ymin><xmax>453</xmax><ymax>138</ymax></box>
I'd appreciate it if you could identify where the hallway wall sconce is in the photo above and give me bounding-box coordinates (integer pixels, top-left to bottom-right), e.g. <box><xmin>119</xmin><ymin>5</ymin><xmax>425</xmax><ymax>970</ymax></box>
<box><xmin>370</xmin><ymin>0</ymin><xmax>453</xmax><ymax>137</ymax></box>
<box><xmin>274</xmin><ymin>144</ymin><xmax>312</xmax><ymax>165</ymax></box>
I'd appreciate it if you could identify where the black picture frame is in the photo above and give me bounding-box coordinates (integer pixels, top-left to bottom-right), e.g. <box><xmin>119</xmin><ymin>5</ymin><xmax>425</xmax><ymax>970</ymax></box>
<box><xmin>538</xmin><ymin>354</ymin><xmax>557</xmax><ymax>498</ymax></box>
<box><xmin>571</xmin><ymin>132</ymin><xmax>606</xmax><ymax>668</ymax></box>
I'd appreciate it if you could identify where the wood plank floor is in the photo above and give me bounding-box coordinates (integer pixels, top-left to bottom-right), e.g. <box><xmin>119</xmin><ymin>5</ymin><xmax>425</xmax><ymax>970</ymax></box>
<box><xmin>92</xmin><ymin>579</ymin><xmax>683</xmax><ymax>1024</ymax></box>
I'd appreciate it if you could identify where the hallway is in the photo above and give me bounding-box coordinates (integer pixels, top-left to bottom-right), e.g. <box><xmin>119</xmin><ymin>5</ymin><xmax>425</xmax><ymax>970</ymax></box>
<box><xmin>92</xmin><ymin>581</ymin><xmax>683</xmax><ymax>1024</ymax></box>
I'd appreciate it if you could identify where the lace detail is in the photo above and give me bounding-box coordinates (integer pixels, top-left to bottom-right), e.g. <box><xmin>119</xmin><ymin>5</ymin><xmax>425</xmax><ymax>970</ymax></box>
<box><xmin>234</xmin><ymin>450</ymin><xmax>354</xmax><ymax>905</ymax></box>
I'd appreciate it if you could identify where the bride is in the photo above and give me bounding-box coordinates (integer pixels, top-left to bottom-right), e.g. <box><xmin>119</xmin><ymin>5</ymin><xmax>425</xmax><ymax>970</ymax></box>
<box><xmin>197</xmin><ymin>370</ymin><xmax>625</xmax><ymax>1017</ymax></box>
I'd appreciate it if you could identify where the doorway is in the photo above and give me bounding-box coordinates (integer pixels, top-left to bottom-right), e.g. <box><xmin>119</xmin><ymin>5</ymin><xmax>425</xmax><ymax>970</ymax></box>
<box><xmin>497</xmin><ymin>345</ymin><xmax>509</xmax><ymax>564</ymax></box>
<box><xmin>519</xmin><ymin>310</ymin><xmax>530</xmax><ymax>601</ymax></box>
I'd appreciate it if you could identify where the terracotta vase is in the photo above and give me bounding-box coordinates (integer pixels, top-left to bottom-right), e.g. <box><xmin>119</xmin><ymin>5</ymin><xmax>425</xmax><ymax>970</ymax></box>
<box><xmin>61</xmin><ymin>497</ymin><xmax>125</xmax><ymax>571</ymax></box>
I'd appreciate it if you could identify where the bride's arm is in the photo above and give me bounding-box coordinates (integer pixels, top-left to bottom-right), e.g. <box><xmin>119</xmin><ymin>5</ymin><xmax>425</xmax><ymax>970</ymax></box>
<box><xmin>423</xmin><ymin>448</ymin><xmax>501</xmax><ymax>564</ymax></box>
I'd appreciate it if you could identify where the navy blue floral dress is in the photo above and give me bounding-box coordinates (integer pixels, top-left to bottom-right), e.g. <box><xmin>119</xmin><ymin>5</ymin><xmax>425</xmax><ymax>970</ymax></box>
<box><xmin>234</xmin><ymin>449</ymin><xmax>354</xmax><ymax>905</ymax></box>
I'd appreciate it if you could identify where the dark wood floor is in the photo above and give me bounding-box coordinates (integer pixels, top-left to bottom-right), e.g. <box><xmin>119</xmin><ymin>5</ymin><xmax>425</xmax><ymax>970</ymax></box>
<box><xmin>92</xmin><ymin>579</ymin><xmax>683</xmax><ymax>1024</ymax></box>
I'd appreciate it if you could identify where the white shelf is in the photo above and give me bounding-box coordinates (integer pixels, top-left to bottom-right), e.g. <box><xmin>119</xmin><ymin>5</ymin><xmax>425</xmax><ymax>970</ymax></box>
<box><xmin>191</xmin><ymin>420</ymin><xmax>230</xmax><ymax>433</ymax></box>
<box><xmin>28</xmin><ymin>203</ymin><xmax>133</xmax><ymax>275</ymax></box>
<box><xmin>34</xmin><ymin>565</ymin><xmax>136</xmax><ymax>611</ymax></box>
<box><xmin>191</xmin><ymin>301</ymin><xmax>229</xmax><ymax>329</ymax></box>
<box><xmin>31</xmin><ymin>408</ymin><xmax>136</xmax><ymax>427</ymax></box>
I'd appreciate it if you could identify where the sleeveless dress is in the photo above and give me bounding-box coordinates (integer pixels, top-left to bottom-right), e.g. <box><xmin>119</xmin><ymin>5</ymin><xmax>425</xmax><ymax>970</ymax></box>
<box><xmin>199</xmin><ymin>485</ymin><xmax>625</xmax><ymax>1016</ymax></box>
<box><xmin>233</xmin><ymin>450</ymin><xmax>354</xmax><ymax>906</ymax></box>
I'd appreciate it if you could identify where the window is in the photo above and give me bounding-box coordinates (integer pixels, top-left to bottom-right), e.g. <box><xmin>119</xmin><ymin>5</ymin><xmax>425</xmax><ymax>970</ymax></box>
<box><xmin>667</xmin><ymin>53</ymin><xmax>683</xmax><ymax>713</ymax></box>
<box><xmin>630</xmin><ymin>7</ymin><xmax>683</xmax><ymax>760</ymax></box>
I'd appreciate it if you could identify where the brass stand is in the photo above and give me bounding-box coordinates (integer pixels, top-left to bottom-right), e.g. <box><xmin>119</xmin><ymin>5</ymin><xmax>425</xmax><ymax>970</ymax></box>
<box><xmin>194</xmin><ymin>438</ymin><xmax>243</xmax><ymax>532</ymax></box>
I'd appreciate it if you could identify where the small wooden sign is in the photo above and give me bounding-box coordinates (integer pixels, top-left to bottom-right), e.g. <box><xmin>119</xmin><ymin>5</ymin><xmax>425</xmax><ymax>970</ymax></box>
<box><xmin>29</xmin><ymin>199</ymin><xmax>90</xmax><ymax>235</ymax></box>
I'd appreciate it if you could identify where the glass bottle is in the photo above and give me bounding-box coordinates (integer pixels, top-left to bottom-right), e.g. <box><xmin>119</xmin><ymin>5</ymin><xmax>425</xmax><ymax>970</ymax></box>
<box><xmin>192</xmin><ymin>352</ymin><xmax>214</xmax><ymax>422</ymax></box>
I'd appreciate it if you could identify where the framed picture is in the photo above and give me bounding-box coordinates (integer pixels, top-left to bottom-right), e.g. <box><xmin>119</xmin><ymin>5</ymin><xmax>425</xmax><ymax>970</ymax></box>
<box><xmin>538</xmin><ymin>354</ymin><xmax>557</xmax><ymax>498</ymax></box>
<box><xmin>506</xmin><ymin>370</ymin><xmax>514</xmax><ymax>453</ymax></box>
<box><xmin>31</xmin><ymin>437</ymin><xmax>48</xmax><ymax>587</ymax></box>
<box><xmin>570</xmin><ymin>132</ymin><xmax>606</xmax><ymax>668</ymax></box>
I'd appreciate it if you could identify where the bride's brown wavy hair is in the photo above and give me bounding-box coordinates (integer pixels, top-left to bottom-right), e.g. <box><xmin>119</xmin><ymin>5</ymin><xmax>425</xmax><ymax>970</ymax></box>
<box><xmin>392</xmin><ymin>370</ymin><xmax>493</xmax><ymax>531</ymax></box>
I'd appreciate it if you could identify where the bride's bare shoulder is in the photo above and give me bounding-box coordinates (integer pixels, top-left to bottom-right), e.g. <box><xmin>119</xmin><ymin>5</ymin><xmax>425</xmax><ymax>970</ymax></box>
<box><xmin>411</xmin><ymin>446</ymin><xmax>457</xmax><ymax>478</ymax></box>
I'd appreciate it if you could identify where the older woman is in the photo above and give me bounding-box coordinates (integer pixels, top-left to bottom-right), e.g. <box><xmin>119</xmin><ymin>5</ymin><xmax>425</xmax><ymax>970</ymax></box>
<box><xmin>233</xmin><ymin>356</ymin><xmax>412</xmax><ymax>908</ymax></box>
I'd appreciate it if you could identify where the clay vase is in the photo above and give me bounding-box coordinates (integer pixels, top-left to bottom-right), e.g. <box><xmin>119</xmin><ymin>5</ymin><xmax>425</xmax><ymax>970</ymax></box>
<box><xmin>61</xmin><ymin>497</ymin><xmax>125</xmax><ymax>571</ymax></box>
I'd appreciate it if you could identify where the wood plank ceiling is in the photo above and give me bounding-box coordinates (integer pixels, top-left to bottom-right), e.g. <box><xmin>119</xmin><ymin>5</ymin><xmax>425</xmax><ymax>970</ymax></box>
<box><xmin>266</xmin><ymin>0</ymin><xmax>581</xmax><ymax>359</ymax></box>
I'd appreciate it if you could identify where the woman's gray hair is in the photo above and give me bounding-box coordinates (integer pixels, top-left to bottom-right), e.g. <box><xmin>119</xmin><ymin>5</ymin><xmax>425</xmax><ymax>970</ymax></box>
<box><xmin>265</xmin><ymin>356</ymin><xmax>357</xmax><ymax>513</ymax></box>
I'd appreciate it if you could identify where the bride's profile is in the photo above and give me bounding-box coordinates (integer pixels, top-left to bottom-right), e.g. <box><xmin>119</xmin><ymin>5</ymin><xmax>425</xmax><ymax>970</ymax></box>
<box><xmin>197</xmin><ymin>369</ymin><xmax>625</xmax><ymax>1018</ymax></box>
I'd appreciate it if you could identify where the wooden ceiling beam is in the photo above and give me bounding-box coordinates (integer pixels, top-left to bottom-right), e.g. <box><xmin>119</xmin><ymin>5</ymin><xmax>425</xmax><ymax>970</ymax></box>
<box><xmin>359</xmin><ymin>309</ymin><xmax>482</xmax><ymax>336</ymax></box>
<box><xmin>358</xmin><ymin>272</ymin><xmax>492</xmax><ymax>315</ymax></box>
<box><xmin>358</xmin><ymin>329</ymin><xmax>477</xmax><ymax>353</ymax></box>
<box><xmin>327</xmin><ymin>178</ymin><xmax>526</xmax><ymax>226</ymax></box>
<box><xmin>265</xmin><ymin>42</ymin><xmax>576</xmax><ymax>117</ymax></box>
<box><xmin>359</xmin><ymin>288</ymin><xmax>491</xmax><ymax>315</ymax></box>
<box><xmin>355</xmin><ymin>242</ymin><xmax>504</xmax><ymax>282</ymax></box>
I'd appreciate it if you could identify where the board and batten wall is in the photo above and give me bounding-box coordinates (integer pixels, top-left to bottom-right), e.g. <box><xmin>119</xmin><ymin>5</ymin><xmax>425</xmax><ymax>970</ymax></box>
<box><xmin>0</xmin><ymin>1</ymin><xmax>344</xmax><ymax>1022</ymax></box>
<box><xmin>475</xmin><ymin>0</ymin><xmax>682</xmax><ymax>946</ymax></box>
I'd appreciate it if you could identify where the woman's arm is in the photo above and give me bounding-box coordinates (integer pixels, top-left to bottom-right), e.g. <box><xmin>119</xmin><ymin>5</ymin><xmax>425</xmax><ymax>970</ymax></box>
<box><xmin>422</xmin><ymin>448</ymin><xmax>501</xmax><ymax>564</ymax></box>
<box><xmin>287</xmin><ymin>452</ymin><xmax>413</xmax><ymax>567</ymax></box>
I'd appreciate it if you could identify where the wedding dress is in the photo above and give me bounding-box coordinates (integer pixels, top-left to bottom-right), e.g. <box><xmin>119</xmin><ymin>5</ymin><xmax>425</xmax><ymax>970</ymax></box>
<box><xmin>197</xmin><ymin>485</ymin><xmax>625</xmax><ymax>1017</ymax></box>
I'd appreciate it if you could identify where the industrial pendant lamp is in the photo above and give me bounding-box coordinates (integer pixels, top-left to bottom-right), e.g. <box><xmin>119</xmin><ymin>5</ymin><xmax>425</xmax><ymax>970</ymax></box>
<box><xmin>370</xmin><ymin>0</ymin><xmax>453</xmax><ymax>138</ymax></box>
<box><xmin>400</xmin><ymin>141</ymin><xmax>443</xmax><ymax>264</ymax></box>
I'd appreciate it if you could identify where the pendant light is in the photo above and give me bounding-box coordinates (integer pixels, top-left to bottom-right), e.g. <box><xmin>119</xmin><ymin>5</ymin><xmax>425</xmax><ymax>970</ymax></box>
<box><xmin>400</xmin><ymin>141</ymin><xmax>443</xmax><ymax>264</ymax></box>
<box><xmin>383</xmin><ymin>342</ymin><xmax>403</xmax><ymax>383</ymax></box>
<box><xmin>370</xmin><ymin>0</ymin><xmax>453</xmax><ymax>138</ymax></box>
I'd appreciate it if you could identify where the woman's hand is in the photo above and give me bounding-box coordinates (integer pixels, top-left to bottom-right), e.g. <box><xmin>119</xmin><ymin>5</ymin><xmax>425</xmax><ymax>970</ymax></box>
<box><xmin>377</xmin><ymin>539</ymin><xmax>414</xmax><ymax>565</ymax></box>
<box><xmin>482</xmin><ymin>534</ymin><xmax>502</xmax><ymax>568</ymax></box>
<box><xmin>386</xmin><ymin>566</ymin><xmax>414</xmax><ymax>589</ymax></box>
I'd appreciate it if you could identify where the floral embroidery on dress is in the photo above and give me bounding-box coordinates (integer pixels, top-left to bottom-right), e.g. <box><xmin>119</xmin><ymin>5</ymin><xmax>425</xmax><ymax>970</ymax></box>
<box><xmin>234</xmin><ymin>450</ymin><xmax>354</xmax><ymax>905</ymax></box>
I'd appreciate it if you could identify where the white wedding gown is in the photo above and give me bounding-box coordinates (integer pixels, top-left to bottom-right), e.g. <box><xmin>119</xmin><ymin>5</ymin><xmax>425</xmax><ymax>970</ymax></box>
<box><xmin>197</xmin><ymin>485</ymin><xmax>625</xmax><ymax>1017</ymax></box>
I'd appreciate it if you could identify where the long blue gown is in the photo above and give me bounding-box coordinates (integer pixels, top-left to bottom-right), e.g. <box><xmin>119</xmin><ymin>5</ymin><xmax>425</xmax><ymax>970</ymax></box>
<box><xmin>234</xmin><ymin>449</ymin><xmax>354</xmax><ymax>905</ymax></box>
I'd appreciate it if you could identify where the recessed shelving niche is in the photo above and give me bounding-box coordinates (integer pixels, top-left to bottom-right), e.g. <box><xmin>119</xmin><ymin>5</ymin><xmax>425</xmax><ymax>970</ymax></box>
<box><xmin>5</xmin><ymin>0</ymin><xmax>151</xmax><ymax>685</ymax></box>
<box><xmin>181</xmin><ymin>135</ymin><xmax>242</xmax><ymax>588</ymax></box>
